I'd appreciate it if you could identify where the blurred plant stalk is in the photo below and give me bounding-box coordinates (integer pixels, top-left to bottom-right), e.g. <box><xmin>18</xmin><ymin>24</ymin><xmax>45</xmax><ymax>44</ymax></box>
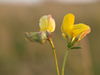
<box><xmin>48</xmin><ymin>38</ymin><xmax>60</xmax><ymax>75</ymax></box>
<box><xmin>61</xmin><ymin>48</ymin><xmax>69</xmax><ymax>75</ymax></box>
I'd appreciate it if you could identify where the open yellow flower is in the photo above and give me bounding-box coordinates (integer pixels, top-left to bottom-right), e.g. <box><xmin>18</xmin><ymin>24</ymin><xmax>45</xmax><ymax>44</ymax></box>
<box><xmin>39</xmin><ymin>15</ymin><xmax>56</xmax><ymax>32</ymax></box>
<box><xmin>61</xmin><ymin>13</ymin><xmax>91</xmax><ymax>42</ymax></box>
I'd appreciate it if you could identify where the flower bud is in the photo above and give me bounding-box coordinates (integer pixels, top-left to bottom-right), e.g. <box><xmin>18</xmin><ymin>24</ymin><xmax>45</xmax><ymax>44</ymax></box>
<box><xmin>25</xmin><ymin>32</ymin><xmax>48</xmax><ymax>44</ymax></box>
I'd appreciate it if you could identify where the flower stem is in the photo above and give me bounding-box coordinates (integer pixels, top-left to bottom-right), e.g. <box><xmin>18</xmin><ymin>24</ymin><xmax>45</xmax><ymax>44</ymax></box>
<box><xmin>48</xmin><ymin>38</ymin><xmax>60</xmax><ymax>75</ymax></box>
<box><xmin>61</xmin><ymin>48</ymin><xmax>69</xmax><ymax>75</ymax></box>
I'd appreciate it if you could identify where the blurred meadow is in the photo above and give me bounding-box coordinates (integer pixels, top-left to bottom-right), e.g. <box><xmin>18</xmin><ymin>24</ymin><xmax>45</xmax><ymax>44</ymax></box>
<box><xmin>0</xmin><ymin>0</ymin><xmax>100</xmax><ymax>75</ymax></box>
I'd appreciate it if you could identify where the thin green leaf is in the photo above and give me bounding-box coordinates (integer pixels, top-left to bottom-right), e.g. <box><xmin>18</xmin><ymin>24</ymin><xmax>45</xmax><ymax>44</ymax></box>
<box><xmin>71</xmin><ymin>46</ymin><xmax>82</xmax><ymax>49</ymax></box>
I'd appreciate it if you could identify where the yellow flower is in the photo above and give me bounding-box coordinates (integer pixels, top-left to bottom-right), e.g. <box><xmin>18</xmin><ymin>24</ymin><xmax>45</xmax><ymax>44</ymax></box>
<box><xmin>39</xmin><ymin>15</ymin><xmax>56</xmax><ymax>32</ymax></box>
<box><xmin>61</xmin><ymin>13</ymin><xmax>91</xmax><ymax>41</ymax></box>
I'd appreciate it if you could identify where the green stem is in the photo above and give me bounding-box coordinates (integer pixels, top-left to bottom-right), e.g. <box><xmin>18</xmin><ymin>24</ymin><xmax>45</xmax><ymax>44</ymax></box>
<box><xmin>48</xmin><ymin>38</ymin><xmax>60</xmax><ymax>75</ymax></box>
<box><xmin>61</xmin><ymin>48</ymin><xmax>70</xmax><ymax>75</ymax></box>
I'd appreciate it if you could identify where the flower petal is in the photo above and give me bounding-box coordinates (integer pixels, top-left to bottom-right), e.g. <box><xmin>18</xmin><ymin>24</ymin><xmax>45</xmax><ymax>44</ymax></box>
<box><xmin>39</xmin><ymin>15</ymin><xmax>55</xmax><ymax>32</ymax></box>
<box><xmin>72</xmin><ymin>23</ymin><xmax>91</xmax><ymax>41</ymax></box>
<box><xmin>61</xmin><ymin>13</ymin><xmax>75</xmax><ymax>36</ymax></box>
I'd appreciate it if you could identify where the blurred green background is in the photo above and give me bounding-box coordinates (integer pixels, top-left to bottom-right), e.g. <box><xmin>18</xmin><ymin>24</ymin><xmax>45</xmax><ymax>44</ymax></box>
<box><xmin>0</xmin><ymin>1</ymin><xmax>100</xmax><ymax>75</ymax></box>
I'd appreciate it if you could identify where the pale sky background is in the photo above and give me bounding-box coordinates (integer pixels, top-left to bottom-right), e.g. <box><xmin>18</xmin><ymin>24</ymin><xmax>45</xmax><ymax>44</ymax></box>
<box><xmin>0</xmin><ymin>0</ymin><xmax>98</xmax><ymax>4</ymax></box>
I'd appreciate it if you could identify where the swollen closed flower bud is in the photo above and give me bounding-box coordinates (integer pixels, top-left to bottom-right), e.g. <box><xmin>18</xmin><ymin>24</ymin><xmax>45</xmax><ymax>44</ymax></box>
<box><xmin>25</xmin><ymin>32</ymin><xmax>48</xmax><ymax>44</ymax></box>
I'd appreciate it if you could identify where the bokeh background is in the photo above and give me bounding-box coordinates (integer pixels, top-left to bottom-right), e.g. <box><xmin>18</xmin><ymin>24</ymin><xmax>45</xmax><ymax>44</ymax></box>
<box><xmin>0</xmin><ymin>0</ymin><xmax>100</xmax><ymax>75</ymax></box>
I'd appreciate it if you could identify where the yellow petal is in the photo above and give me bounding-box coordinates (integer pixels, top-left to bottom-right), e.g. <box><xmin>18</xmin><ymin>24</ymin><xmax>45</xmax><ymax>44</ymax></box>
<box><xmin>39</xmin><ymin>15</ymin><xmax>48</xmax><ymax>31</ymax></box>
<box><xmin>61</xmin><ymin>13</ymin><xmax>75</xmax><ymax>36</ymax></box>
<box><xmin>72</xmin><ymin>23</ymin><xmax>91</xmax><ymax>40</ymax></box>
<box><xmin>39</xmin><ymin>15</ymin><xmax>55</xmax><ymax>32</ymax></box>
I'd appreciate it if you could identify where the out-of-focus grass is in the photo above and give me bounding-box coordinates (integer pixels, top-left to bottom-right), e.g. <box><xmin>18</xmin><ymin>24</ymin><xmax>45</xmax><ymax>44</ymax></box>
<box><xmin>0</xmin><ymin>2</ymin><xmax>100</xmax><ymax>75</ymax></box>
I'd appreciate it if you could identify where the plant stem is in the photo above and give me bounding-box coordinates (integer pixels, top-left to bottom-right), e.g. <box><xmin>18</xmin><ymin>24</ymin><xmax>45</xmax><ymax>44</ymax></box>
<box><xmin>61</xmin><ymin>48</ymin><xmax>69</xmax><ymax>75</ymax></box>
<box><xmin>48</xmin><ymin>38</ymin><xmax>60</xmax><ymax>75</ymax></box>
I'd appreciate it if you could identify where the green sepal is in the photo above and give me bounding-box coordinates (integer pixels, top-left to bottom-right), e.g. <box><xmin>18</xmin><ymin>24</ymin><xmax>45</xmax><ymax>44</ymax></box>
<box><xmin>67</xmin><ymin>40</ymin><xmax>76</xmax><ymax>48</ymax></box>
<box><xmin>67</xmin><ymin>42</ymin><xmax>73</xmax><ymax>48</ymax></box>
<box><xmin>67</xmin><ymin>37</ymin><xmax>79</xmax><ymax>49</ymax></box>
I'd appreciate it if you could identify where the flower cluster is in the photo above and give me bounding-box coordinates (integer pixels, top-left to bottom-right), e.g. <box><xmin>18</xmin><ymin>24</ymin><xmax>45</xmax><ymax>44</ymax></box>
<box><xmin>61</xmin><ymin>13</ymin><xmax>91</xmax><ymax>49</ymax></box>
<box><xmin>25</xmin><ymin>13</ymin><xmax>91</xmax><ymax>48</ymax></box>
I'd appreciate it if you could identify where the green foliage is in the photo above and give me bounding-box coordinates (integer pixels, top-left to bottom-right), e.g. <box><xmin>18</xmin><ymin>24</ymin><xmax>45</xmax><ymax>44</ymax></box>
<box><xmin>71</xmin><ymin>46</ymin><xmax>81</xmax><ymax>49</ymax></box>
